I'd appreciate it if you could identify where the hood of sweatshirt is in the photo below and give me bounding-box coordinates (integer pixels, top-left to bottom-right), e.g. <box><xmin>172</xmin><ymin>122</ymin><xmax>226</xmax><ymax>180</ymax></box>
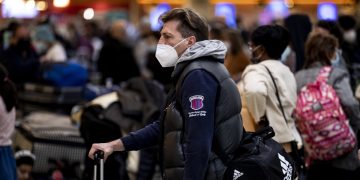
<box><xmin>176</xmin><ymin>40</ymin><xmax>227</xmax><ymax>64</ymax></box>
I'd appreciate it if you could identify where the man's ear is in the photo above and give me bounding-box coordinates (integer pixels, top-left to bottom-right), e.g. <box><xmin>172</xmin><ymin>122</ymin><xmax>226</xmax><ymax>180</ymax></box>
<box><xmin>187</xmin><ymin>36</ymin><xmax>196</xmax><ymax>47</ymax></box>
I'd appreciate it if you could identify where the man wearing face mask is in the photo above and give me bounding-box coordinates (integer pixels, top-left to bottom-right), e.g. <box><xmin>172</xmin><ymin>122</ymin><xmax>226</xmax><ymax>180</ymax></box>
<box><xmin>237</xmin><ymin>25</ymin><xmax>303</xmax><ymax>174</ymax></box>
<box><xmin>88</xmin><ymin>8</ymin><xmax>243</xmax><ymax>180</ymax></box>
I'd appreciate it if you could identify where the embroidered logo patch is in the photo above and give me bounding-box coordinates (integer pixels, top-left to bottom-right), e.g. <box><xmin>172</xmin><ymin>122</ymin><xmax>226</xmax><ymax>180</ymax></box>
<box><xmin>189</xmin><ymin>95</ymin><xmax>204</xmax><ymax>110</ymax></box>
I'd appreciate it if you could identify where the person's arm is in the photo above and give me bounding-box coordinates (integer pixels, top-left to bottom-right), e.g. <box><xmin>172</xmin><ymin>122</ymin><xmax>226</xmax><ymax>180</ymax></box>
<box><xmin>242</xmin><ymin>68</ymin><xmax>268</xmax><ymax>123</ymax></box>
<box><xmin>332</xmin><ymin>70</ymin><xmax>360</xmax><ymax>131</ymax></box>
<box><xmin>180</xmin><ymin>70</ymin><xmax>217</xmax><ymax>180</ymax></box>
<box><xmin>121</xmin><ymin>121</ymin><xmax>160</xmax><ymax>151</ymax></box>
<box><xmin>88</xmin><ymin>121</ymin><xmax>160</xmax><ymax>160</ymax></box>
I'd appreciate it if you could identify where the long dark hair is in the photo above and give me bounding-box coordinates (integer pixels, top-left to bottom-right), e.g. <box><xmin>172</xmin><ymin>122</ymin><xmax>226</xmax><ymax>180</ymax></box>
<box><xmin>303</xmin><ymin>33</ymin><xmax>338</xmax><ymax>68</ymax></box>
<box><xmin>0</xmin><ymin>64</ymin><xmax>17</xmax><ymax>112</ymax></box>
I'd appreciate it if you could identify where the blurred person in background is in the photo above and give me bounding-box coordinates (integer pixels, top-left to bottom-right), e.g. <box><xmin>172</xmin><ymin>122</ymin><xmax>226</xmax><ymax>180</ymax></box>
<box><xmin>235</xmin><ymin>15</ymin><xmax>250</xmax><ymax>45</ymax></box>
<box><xmin>209</xmin><ymin>19</ymin><xmax>227</xmax><ymax>41</ymax></box>
<box><xmin>223</xmin><ymin>29</ymin><xmax>250</xmax><ymax>82</ymax></box>
<box><xmin>50</xmin><ymin>22</ymin><xmax>76</xmax><ymax>61</ymax></box>
<box><xmin>315</xmin><ymin>20</ymin><xmax>349</xmax><ymax>72</ymax></box>
<box><xmin>339</xmin><ymin>15</ymin><xmax>358</xmax><ymax>46</ymax></box>
<box><xmin>97</xmin><ymin>20</ymin><xmax>140</xmax><ymax>85</ymax></box>
<box><xmin>280</xmin><ymin>42</ymin><xmax>297</xmax><ymax>73</ymax></box>
<box><xmin>268</xmin><ymin>20</ymin><xmax>297</xmax><ymax>73</ymax></box>
<box><xmin>209</xmin><ymin>20</ymin><xmax>251</xmax><ymax>81</ymax></box>
<box><xmin>276</xmin><ymin>20</ymin><xmax>297</xmax><ymax>73</ymax></box>
<box><xmin>0</xmin><ymin>22</ymin><xmax>40</xmax><ymax>85</ymax></box>
<box><xmin>0</xmin><ymin>64</ymin><xmax>18</xmax><ymax>180</ymax></box>
<box><xmin>71</xmin><ymin>20</ymin><xmax>101</xmax><ymax>72</ymax></box>
<box><xmin>338</xmin><ymin>15</ymin><xmax>360</xmax><ymax>91</ymax></box>
<box><xmin>62</xmin><ymin>22</ymin><xmax>81</xmax><ymax>59</ymax></box>
<box><xmin>295</xmin><ymin>32</ymin><xmax>360</xmax><ymax>180</ymax></box>
<box><xmin>83</xmin><ymin>21</ymin><xmax>103</xmax><ymax>72</ymax></box>
<box><xmin>145</xmin><ymin>31</ymin><xmax>173</xmax><ymax>91</ymax></box>
<box><xmin>133</xmin><ymin>22</ymin><xmax>174</xmax><ymax>91</ymax></box>
<box><xmin>33</xmin><ymin>24</ymin><xmax>67</xmax><ymax>63</ymax></box>
<box><xmin>76</xmin><ymin>20</ymin><xmax>104</xmax><ymax>84</ymax></box>
<box><xmin>284</xmin><ymin>14</ymin><xmax>312</xmax><ymax>71</ymax></box>
<box><xmin>14</xmin><ymin>150</ymin><xmax>35</xmax><ymax>180</ymax></box>
<box><xmin>134</xmin><ymin>20</ymin><xmax>158</xmax><ymax>79</ymax></box>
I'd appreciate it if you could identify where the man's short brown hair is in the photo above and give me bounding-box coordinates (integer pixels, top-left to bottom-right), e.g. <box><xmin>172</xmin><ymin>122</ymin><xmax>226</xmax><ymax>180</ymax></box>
<box><xmin>159</xmin><ymin>8</ymin><xmax>209</xmax><ymax>41</ymax></box>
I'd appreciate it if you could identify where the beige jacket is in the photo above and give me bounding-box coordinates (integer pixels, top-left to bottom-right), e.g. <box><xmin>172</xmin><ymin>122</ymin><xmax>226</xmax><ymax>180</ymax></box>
<box><xmin>237</xmin><ymin>60</ymin><xmax>302</xmax><ymax>147</ymax></box>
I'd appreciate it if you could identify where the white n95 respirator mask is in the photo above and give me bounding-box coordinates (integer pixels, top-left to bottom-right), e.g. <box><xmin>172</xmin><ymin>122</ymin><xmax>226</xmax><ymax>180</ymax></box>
<box><xmin>155</xmin><ymin>38</ymin><xmax>187</xmax><ymax>67</ymax></box>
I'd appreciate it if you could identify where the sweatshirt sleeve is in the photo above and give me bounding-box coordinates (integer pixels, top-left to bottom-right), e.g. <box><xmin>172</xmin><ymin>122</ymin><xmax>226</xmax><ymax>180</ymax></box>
<box><xmin>121</xmin><ymin>121</ymin><xmax>160</xmax><ymax>151</ymax></box>
<box><xmin>332</xmin><ymin>70</ymin><xmax>360</xmax><ymax>131</ymax></box>
<box><xmin>180</xmin><ymin>69</ymin><xmax>218</xmax><ymax>180</ymax></box>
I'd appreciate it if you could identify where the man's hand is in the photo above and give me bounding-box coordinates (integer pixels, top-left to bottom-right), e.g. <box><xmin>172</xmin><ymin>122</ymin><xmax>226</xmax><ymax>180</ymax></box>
<box><xmin>88</xmin><ymin>139</ymin><xmax>124</xmax><ymax>161</ymax></box>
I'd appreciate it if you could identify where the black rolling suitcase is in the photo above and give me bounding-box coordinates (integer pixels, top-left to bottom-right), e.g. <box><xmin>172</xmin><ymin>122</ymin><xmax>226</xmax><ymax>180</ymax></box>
<box><xmin>93</xmin><ymin>151</ymin><xmax>104</xmax><ymax>180</ymax></box>
<box><xmin>13</xmin><ymin>111</ymin><xmax>87</xmax><ymax>179</ymax></box>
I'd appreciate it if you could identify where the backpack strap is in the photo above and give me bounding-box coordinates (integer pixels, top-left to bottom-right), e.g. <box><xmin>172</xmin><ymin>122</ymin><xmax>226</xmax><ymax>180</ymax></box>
<box><xmin>316</xmin><ymin>66</ymin><xmax>332</xmax><ymax>82</ymax></box>
<box><xmin>263</xmin><ymin>65</ymin><xmax>304</xmax><ymax>166</ymax></box>
<box><xmin>262</xmin><ymin>65</ymin><xmax>289</xmax><ymax>124</ymax></box>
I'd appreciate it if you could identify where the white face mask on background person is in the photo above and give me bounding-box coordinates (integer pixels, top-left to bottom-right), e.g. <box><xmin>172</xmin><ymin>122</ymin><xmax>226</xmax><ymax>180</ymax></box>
<box><xmin>33</xmin><ymin>41</ymin><xmax>48</xmax><ymax>54</ymax></box>
<box><xmin>331</xmin><ymin>49</ymin><xmax>341</xmax><ymax>66</ymax></box>
<box><xmin>343</xmin><ymin>30</ymin><xmax>357</xmax><ymax>44</ymax></box>
<box><xmin>155</xmin><ymin>38</ymin><xmax>188</xmax><ymax>67</ymax></box>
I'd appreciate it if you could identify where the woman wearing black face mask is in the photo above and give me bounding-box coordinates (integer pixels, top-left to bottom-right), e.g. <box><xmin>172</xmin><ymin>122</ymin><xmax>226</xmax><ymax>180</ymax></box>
<box><xmin>237</xmin><ymin>24</ymin><xmax>304</xmax><ymax>178</ymax></box>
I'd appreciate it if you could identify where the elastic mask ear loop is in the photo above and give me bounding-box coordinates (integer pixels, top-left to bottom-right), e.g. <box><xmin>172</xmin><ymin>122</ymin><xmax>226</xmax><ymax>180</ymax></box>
<box><xmin>255</xmin><ymin>52</ymin><xmax>264</xmax><ymax>60</ymax></box>
<box><xmin>173</xmin><ymin>38</ymin><xmax>188</xmax><ymax>48</ymax></box>
<box><xmin>251</xmin><ymin>45</ymin><xmax>261</xmax><ymax>52</ymax></box>
<box><xmin>251</xmin><ymin>45</ymin><xmax>263</xmax><ymax>64</ymax></box>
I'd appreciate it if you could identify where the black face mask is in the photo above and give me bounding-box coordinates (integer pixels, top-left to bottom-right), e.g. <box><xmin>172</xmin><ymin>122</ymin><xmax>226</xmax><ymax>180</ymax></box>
<box><xmin>16</xmin><ymin>38</ymin><xmax>31</xmax><ymax>50</ymax></box>
<box><xmin>250</xmin><ymin>57</ymin><xmax>260</xmax><ymax>64</ymax></box>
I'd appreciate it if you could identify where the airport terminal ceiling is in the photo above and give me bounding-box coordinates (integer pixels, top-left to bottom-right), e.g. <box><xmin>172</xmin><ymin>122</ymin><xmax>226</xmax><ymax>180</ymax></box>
<box><xmin>0</xmin><ymin>0</ymin><xmax>358</xmax><ymax>26</ymax></box>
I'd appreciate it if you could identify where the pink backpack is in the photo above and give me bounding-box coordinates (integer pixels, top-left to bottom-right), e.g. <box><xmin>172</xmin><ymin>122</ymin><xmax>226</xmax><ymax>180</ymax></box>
<box><xmin>295</xmin><ymin>66</ymin><xmax>356</xmax><ymax>161</ymax></box>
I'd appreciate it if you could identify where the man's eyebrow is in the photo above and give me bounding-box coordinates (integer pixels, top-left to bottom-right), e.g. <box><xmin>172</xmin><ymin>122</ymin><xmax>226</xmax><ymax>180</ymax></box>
<box><xmin>161</xmin><ymin>32</ymin><xmax>173</xmax><ymax>37</ymax></box>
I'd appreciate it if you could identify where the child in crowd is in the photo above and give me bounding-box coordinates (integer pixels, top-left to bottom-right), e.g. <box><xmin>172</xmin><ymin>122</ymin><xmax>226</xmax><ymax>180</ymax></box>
<box><xmin>15</xmin><ymin>150</ymin><xmax>36</xmax><ymax>180</ymax></box>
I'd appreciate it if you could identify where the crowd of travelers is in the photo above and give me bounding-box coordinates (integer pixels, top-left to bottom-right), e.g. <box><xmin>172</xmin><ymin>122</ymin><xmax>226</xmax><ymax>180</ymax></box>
<box><xmin>1</xmin><ymin>8</ymin><xmax>360</xmax><ymax>180</ymax></box>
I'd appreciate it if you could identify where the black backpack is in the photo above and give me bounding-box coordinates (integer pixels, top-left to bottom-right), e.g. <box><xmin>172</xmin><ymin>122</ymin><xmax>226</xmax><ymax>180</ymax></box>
<box><xmin>222</xmin><ymin>126</ymin><xmax>297</xmax><ymax>180</ymax></box>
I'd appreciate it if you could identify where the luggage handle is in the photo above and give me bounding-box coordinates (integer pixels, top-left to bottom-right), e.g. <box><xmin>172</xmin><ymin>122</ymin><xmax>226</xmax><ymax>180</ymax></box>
<box><xmin>93</xmin><ymin>150</ymin><xmax>104</xmax><ymax>180</ymax></box>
